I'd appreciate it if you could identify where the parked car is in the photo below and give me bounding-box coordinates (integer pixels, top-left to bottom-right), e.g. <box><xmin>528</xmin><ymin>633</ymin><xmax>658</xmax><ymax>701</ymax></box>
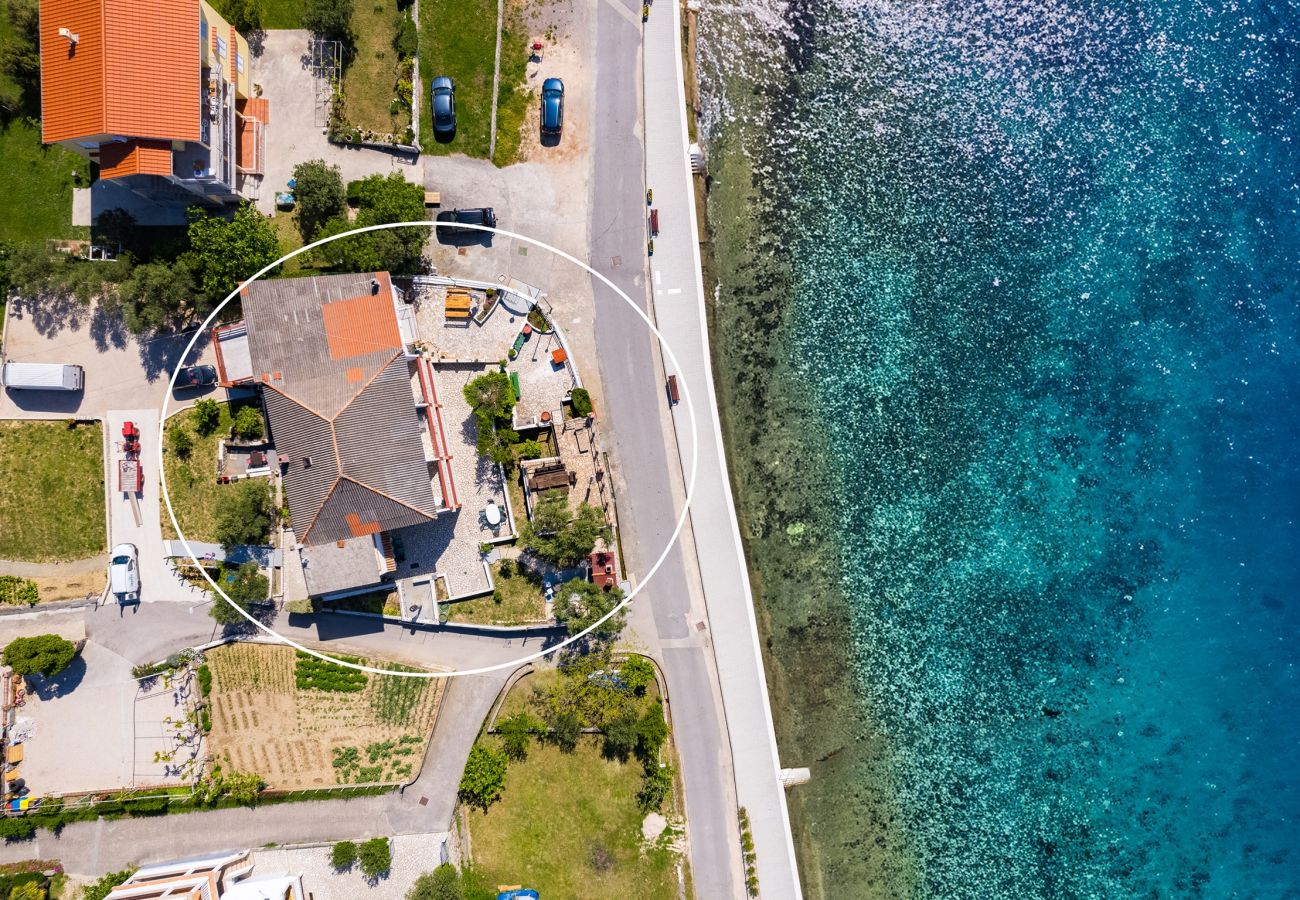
<box><xmin>435</xmin><ymin>207</ymin><xmax>497</xmax><ymax>238</ymax></box>
<box><xmin>109</xmin><ymin>542</ymin><xmax>140</xmax><ymax>603</ymax></box>
<box><xmin>541</xmin><ymin>77</ymin><xmax>564</xmax><ymax>136</ymax></box>
<box><xmin>174</xmin><ymin>364</ymin><xmax>217</xmax><ymax>388</ymax></box>
<box><xmin>431</xmin><ymin>76</ymin><xmax>456</xmax><ymax>137</ymax></box>
<box><xmin>1</xmin><ymin>362</ymin><xmax>83</xmax><ymax>391</ymax></box>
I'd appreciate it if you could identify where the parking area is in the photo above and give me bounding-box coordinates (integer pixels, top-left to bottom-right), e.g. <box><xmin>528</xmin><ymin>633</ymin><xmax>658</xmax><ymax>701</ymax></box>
<box><xmin>0</xmin><ymin>301</ymin><xmax>217</xmax><ymax>421</ymax></box>
<box><xmin>12</xmin><ymin>643</ymin><xmax>194</xmax><ymax>796</ymax></box>
<box><xmin>250</xmin><ymin>833</ymin><xmax>455</xmax><ymax>900</ymax></box>
<box><xmin>255</xmin><ymin>30</ymin><xmax>421</xmax><ymax>215</ymax></box>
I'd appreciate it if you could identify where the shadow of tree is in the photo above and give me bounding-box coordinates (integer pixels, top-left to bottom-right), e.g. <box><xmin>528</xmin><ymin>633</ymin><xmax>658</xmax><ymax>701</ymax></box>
<box><xmin>89</xmin><ymin>301</ymin><xmax>128</xmax><ymax>351</ymax></box>
<box><xmin>11</xmin><ymin>291</ymin><xmax>90</xmax><ymax>338</ymax></box>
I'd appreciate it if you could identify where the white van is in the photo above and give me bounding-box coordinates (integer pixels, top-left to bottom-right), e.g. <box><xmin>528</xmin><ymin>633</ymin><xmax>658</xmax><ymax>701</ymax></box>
<box><xmin>1</xmin><ymin>362</ymin><xmax>84</xmax><ymax>391</ymax></box>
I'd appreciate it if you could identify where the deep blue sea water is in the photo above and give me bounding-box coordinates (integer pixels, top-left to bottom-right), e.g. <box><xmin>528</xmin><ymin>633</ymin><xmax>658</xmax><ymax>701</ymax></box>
<box><xmin>701</xmin><ymin>0</ymin><xmax>1300</xmax><ymax>895</ymax></box>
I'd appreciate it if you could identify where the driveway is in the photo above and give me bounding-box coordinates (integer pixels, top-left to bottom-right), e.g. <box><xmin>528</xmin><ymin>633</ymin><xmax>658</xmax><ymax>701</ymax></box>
<box><xmin>0</xmin><ymin>301</ymin><xmax>217</xmax><ymax>421</ymax></box>
<box><xmin>255</xmin><ymin>30</ymin><xmax>422</xmax><ymax>214</ymax></box>
<box><xmin>103</xmin><ymin>409</ymin><xmax>189</xmax><ymax>603</ymax></box>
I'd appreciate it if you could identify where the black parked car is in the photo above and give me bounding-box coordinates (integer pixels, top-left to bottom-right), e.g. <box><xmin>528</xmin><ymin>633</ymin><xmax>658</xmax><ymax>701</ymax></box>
<box><xmin>435</xmin><ymin>207</ymin><xmax>498</xmax><ymax>240</ymax></box>
<box><xmin>431</xmin><ymin>76</ymin><xmax>456</xmax><ymax>138</ymax></box>
<box><xmin>175</xmin><ymin>364</ymin><xmax>217</xmax><ymax>388</ymax></box>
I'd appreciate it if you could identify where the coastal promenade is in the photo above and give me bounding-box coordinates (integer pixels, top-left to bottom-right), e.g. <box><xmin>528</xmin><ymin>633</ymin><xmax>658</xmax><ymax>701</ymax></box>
<box><xmin>642</xmin><ymin>1</ymin><xmax>804</xmax><ymax>896</ymax></box>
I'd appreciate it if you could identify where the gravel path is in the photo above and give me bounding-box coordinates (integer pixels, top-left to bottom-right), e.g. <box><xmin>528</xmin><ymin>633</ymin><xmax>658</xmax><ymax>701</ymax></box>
<box><xmin>0</xmin><ymin>555</ymin><xmax>108</xmax><ymax>577</ymax></box>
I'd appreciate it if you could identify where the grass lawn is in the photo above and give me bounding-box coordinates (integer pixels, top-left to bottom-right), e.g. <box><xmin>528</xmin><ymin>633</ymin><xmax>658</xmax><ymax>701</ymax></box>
<box><xmin>340</xmin><ymin>0</ymin><xmax>413</xmax><ymax>136</ymax></box>
<box><xmin>492</xmin><ymin>0</ymin><xmax>531</xmax><ymax>166</ymax></box>
<box><xmin>161</xmin><ymin>400</ymin><xmax>260</xmax><ymax>542</ymax></box>
<box><xmin>0</xmin><ymin>119</ymin><xmax>90</xmax><ymax>244</ymax></box>
<box><xmin>209</xmin><ymin>0</ymin><xmax>305</xmax><ymax>29</ymax></box>
<box><xmin>445</xmin><ymin>559</ymin><xmax>547</xmax><ymax>625</ymax></box>
<box><xmin>419</xmin><ymin>0</ymin><xmax>496</xmax><ymax>158</ymax></box>
<box><xmin>467</xmin><ymin>737</ymin><xmax>682</xmax><ymax>899</ymax></box>
<box><xmin>0</xmin><ymin>421</ymin><xmax>105</xmax><ymax>562</ymax></box>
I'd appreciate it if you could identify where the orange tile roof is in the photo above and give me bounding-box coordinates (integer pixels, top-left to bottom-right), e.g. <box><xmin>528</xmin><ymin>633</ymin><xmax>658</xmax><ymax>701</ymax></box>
<box><xmin>98</xmin><ymin>139</ymin><xmax>172</xmax><ymax>179</ymax></box>
<box><xmin>41</xmin><ymin>0</ymin><xmax>200</xmax><ymax>145</ymax></box>
<box><xmin>321</xmin><ymin>282</ymin><xmax>402</xmax><ymax>361</ymax></box>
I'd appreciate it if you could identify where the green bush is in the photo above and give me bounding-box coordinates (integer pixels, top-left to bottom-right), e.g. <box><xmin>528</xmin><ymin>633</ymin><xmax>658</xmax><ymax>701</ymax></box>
<box><xmin>197</xmin><ymin>663</ymin><xmax>212</xmax><ymax>696</ymax></box>
<box><xmin>82</xmin><ymin>870</ymin><xmax>134</xmax><ymax>900</ymax></box>
<box><xmin>0</xmin><ymin>576</ymin><xmax>38</xmax><ymax>607</ymax></box>
<box><xmin>330</xmin><ymin>839</ymin><xmax>357</xmax><ymax>870</ymax></box>
<box><xmin>232</xmin><ymin>405</ymin><xmax>264</xmax><ymax>440</ymax></box>
<box><xmin>213</xmin><ymin>478</ymin><xmax>274</xmax><ymax>550</ymax></box>
<box><xmin>358</xmin><ymin>837</ymin><xmax>392</xmax><ymax>879</ymax></box>
<box><xmin>3</xmin><ymin>634</ymin><xmax>76</xmax><ymax>678</ymax></box>
<box><xmin>458</xmin><ymin>744</ymin><xmax>507</xmax><ymax>811</ymax></box>
<box><xmin>292</xmin><ymin>159</ymin><xmax>347</xmax><ymax>243</ymax></box>
<box><xmin>393</xmin><ymin>13</ymin><xmax>418</xmax><ymax>59</ymax></box>
<box><xmin>169</xmin><ymin>423</ymin><xmax>194</xmax><ymax>457</ymax></box>
<box><xmin>496</xmin><ymin>713</ymin><xmax>540</xmax><ymax>761</ymax></box>
<box><xmin>193</xmin><ymin>398</ymin><xmax>221</xmax><ymax>435</ymax></box>
<box><xmin>569</xmin><ymin>387</ymin><xmax>593</xmax><ymax>417</ymax></box>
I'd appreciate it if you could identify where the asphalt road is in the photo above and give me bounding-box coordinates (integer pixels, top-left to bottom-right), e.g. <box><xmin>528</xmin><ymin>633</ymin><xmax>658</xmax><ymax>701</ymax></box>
<box><xmin>589</xmin><ymin>0</ymin><xmax>745</xmax><ymax>894</ymax></box>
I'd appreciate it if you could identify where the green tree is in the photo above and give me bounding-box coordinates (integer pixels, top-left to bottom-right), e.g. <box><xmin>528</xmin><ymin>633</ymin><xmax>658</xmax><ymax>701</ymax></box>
<box><xmin>317</xmin><ymin>174</ymin><xmax>426</xmax><ymax>273</ymax></box>
<box><xmin>119</xmin><ymin>260</ymin><xmax>197</xmax><ymax>332</ymax></box>
<box><xmin>526</xmin><ymin>493</ymin><xmax>570</xmax><ymax>537</ymax></box>
<box><xmin>330</xmin><ymin>840</ymin><xmax>358</xmax><ymax>870</ymax></box>
<box><xmin>553</xmin><ymin>578</ymin><xmax>625</xmax><ymax>642</ymax></box>
<box><xmin>193</xmin><ymin>398</ymin><xmax>221</xmax><ymax>435</ymax></box>
<box><xmin>169</xmin><ymin>423</ymin><xmax>195</xmax><ymax>458</ymax></box>
<box><xmin>233</xmin><ymin>405</ymin><xmax>264</xmax><ymax>440</ymax></box>
<box><xmin>0</xmin><ymin>0</ymin><xmax>40</xmax><ymax>117</ymax></box>
<box><xmin>209</xmin><ymin>561</ymin><xmax>268</xmax><ymax>626</ymax></box>
<box><xmin>292</xmin><ymin>159</ymin><xmax>346</xmax><ymax>242</ymax></box>
<box><xmin>221</xmin><ymin>0</ymin><xmax>263</xmax><ymax>33</ymax></box>
<box><xmin>602</xmin><ymin>713</ymin><xmax>638</xmax><ymax>761</ymax></box>
<box><xmin>82</xmin><ymin>870</ymin><xmax>135</xmax><ymax>900</ymax></box>
<box><xmin>517</xmin><ymin>439</ymin><xmax>542</xmax><ymax>459</ymax></box>
<box><xmin>358</xmin><ymin>837</ymin><xmax>392</xmax><ymax>879</ymax></box>
<box><xmin>458</xmin><ymin>744</ymin><xmax>507</xmax><ymax>811</ymax></box>
<box><xmin>406</xmin><ymin>863</ymin><xmax>462</xmax><ymax>900</ymax></box>
<box><xmin>620</xmin><ymin>655</ymin><xmax>656</xmax><ymax>695</ymax></box>
<box><xmin>7</xmin><ymin>880</ymin><xmax>43</xmax><ymax>900</ymax></box>
<box><xmin>462</xmin><ymin>371</ymin><xmax>515</xmax><ymax>420</ymax></box>
<box><xmin>186</xmin><ymin>203</ymin><xmax>281</xmax><ymax>307</ymax></box>
<box><xmin>496</xmin><ymin>712</ymin><xmax>539</xmax><ymax>761</ymax></box>
<box><xmin>220</xmin><ymin>769</ymin><xmax>266</xmax><ymax>804</ymax></box>
<box><xmin>213</xmin><ymin>478</ymin><xmax>274</xmax><ymax>549</ymax></box>
<box><xmin>569</xmin><ymin>387</ymin><xmax>593</xmax><ymax>417</ymax></box>
<box><xmin>302</xmin><ymin>0</ymin><xmax>353</xmax><ymax>40</ymax></box>
<box><xmin>3</xmin><ymin>634</ymin><xmax>77</xmax><ymax>678</ymax></box>
<box><xmin>547</xmin><ymin>710</ymin><xmax>581</xmax><ymax>752</ymax></box>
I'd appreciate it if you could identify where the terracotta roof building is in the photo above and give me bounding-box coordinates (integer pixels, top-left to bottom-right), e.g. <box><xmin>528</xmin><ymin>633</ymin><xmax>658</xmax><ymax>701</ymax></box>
<box><xmin>39</xmin><ymin>0</ymin><xmax>268</xmax><ymax>205</ymax></box>
<box><xmin>213</xmin><ymin>273</ymin><xmax>460</xmax><ymax>598</ymax></box>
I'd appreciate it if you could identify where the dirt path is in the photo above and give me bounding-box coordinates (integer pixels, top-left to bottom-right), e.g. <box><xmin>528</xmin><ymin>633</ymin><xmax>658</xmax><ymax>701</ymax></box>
<box><xmin>0</xmin><ymin>555</ymin><xmax>107</xmax><ymax>577</ymax></box>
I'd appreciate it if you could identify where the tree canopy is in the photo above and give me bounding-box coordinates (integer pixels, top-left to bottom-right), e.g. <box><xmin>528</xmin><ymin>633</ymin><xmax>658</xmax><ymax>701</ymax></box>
<box><xmin>406</xmin><ymin>864</ymin><xmax>462</xmax><ymax>900</ymax></box>
<box><xmin>118</xmin><ymin>260</ymin><xmax>197</xmax><ymax>332</ymax></box>
<box><xmin>186</xmin><ymin>203</ymin><xmax>281</xmax><ymax>307</ymax></box>
<box><xmin>524</xmin><ymin>500</ymin><xmax>611</xmax><ymax>567</ymax></box>
<box><xmin>553</xmin><ymin>578</ymin><xmax>626</xmax><ymax>642</ymax></box>
<box><xmin>458</xmin><ymin>744</ymin><xmax>507</xmax><ymax>812</ymax></box>
<box><xmin>302</xmin><ymin>0</ymin><xmax>353</xmax><ymax>40</ymax></box>
<box><xmin>316</xmin><ymin>173</ymin><xmax>426</xmax><ymax>274</ymax></box>
<box><xmin>213</xmin><ymin>478</ymin><xmax>275</xmax><ymax>550</ymax></box>
<box><xmin>293</xmin><ymin>159</ymin><xmax>347</xmax><ymax>243</ymax></box>
<box><xmin>209</xmin><ymin>561</ymin><xmax>269</xmax><ymax>626</ymax></box>
<box><xmin>3</xmin><ymin>633</ymin><xmax>77</xmax><ymax>678</ymax></box>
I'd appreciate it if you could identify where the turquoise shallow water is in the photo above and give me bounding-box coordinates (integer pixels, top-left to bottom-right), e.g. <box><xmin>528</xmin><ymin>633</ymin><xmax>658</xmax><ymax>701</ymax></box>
<box><xmin>701</xmin><ymin>0</ymin><xmax>1300</xmax><ymax>895</ymax></box>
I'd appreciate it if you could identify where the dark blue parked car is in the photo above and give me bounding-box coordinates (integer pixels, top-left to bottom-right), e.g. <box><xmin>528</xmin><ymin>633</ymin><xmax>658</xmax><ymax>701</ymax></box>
<box><xmin>431</xmin><ymin>75</ymin><xmax>456</xmax><ymax>137</ymax></box>
<box><xmin>540</xmin><ymin>77</ymin><xmax>564</xmax><ymax>137</ymax></box>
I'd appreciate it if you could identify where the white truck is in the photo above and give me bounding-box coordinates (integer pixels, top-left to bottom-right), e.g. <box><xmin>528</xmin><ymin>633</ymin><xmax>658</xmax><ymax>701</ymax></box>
<box><xmin>1</xmin><ymin>362</ymin><xmax>84</xmax><ymax>391</ymax></box>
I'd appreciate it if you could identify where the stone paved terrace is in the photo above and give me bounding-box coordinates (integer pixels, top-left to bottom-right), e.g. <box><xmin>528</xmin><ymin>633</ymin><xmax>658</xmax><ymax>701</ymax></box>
<box><xmin>411</xmin><ymin>283</ymin><xmax>529</xmax><ymax>362</ymax></box>
<box><xmin>250</xmin><ymin>832</ymin><xmax>456</xmax><ymax>900</ymax></box>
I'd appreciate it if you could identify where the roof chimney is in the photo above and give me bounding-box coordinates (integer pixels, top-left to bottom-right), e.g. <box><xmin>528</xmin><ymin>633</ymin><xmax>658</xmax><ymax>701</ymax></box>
<box><xmin>58</xmin><ymin>26</ymin><xmax>79</xmax><ymax>45</ymax></box>
<box><xmin>303</xmin><ymin>456</ymin><xmax>312</xmax><ymax>468</ymax></box>
<box><xmin>370</xmin><ymin>278</ymin><xmax>380</xmax><ymax>295</ymax></box>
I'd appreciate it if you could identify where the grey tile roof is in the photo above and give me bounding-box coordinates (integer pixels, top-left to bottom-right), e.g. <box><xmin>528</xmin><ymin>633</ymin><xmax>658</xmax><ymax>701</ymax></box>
<box><xmin>242</xmin><ymin>273</ymin><xmax>439</xmax><ymax>546</ymax></box>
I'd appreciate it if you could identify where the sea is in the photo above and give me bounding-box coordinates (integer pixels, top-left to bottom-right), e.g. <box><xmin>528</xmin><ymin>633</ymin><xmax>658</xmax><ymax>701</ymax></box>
<box><xmin>696</xmin><ymin>0</ymin><xmax>1300</xmax><ymax>897</ymax></box>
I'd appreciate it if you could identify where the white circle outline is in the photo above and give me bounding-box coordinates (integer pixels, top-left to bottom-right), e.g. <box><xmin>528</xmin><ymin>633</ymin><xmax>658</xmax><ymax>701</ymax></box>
<box><xmin>159</xmin><ymin>220</ymin><xmax>698</xmax><ymax>678</ymax></box>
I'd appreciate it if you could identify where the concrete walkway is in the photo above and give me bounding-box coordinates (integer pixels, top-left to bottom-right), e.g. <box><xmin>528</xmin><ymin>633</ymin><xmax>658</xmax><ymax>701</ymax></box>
<box><xmin>643</xmin><ymin>0</ymin><xmax>804</xmax><ymax>895</ymax></box>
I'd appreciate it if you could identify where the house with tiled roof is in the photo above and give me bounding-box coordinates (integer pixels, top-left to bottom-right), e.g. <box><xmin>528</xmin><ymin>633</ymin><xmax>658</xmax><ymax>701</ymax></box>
<box><xmin>213</xmin><ymin>272</ymin><xmax>460</xmax><ymax>599</ymax></box>
<box><xmin>39</xmin><ymin>0</ymin><xmax>267</xmax><ymax>205</ymax></box>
